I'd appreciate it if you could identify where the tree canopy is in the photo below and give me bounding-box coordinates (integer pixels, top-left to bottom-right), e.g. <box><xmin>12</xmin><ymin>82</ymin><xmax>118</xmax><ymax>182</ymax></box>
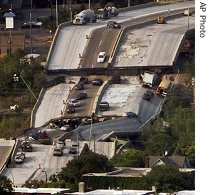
<box><xmin>144</xmin><ymin>165</ymin><xmax>194</xmax><ymax>193</ymax></box>
<box><xmin>0</xmin><ymin>175</ymin><xmax>13</xmax><ymax>194</ymax></box>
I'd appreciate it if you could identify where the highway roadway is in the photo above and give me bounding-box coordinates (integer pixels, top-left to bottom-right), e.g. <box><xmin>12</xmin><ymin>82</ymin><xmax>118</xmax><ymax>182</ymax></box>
<box><xmin>46</xmin><ymin>1</ymin><xmax>195</xmax><ymax>70</ymax></box>
<box><xmin>114</xmin><ymin>16</ymin><xmax>195</xmax><ymax>67</ymax></box>
<box><xmin>33</xmin><ymin>1</ymin><xmax>195</xmax><ymax>128</ymax></box>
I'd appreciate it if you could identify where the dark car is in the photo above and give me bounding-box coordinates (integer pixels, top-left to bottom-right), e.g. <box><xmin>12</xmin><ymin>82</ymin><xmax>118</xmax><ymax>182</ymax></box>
<box><xmin>75</xmin><ymin>83</ymin><xmax>84</xmax><ymax>90</ymax></box>
<box><xmin>21</xmin><ymin>21</ymin><xmax>42</xmax><ymax>29</ymax></box>
<box><xmin>66</xmin><ymin>104</ymin><xmax>76</xmax><ymax>113</ymax></box>
<box><xmin>69</xmin><ymin>147</ymin><xmax>77</xmax><ymax>154</ymax></box>
<box><xmin>53</xmin><ymin>148</ymin><xmax>63</xmax><ymax>156</ymax></box>
<box><xmin>124</xmin><ymin>112</ymin><xmax>137</xmax><ymax>118</ymax></box>
<box><xmin>79</xmin><ymin>77</ymin><xmax>89</xmax><ymax>84</ymax></box>
<box><xmin>75</xmin><ymin>92</ymin><xmax>87</xmax><ymax>100</ymax></box>
<box><xmin>99</xmin><ymin>102</ymin><xmax>109</xmax><ymax>111</ymax></box>
<box><xmin>143</xmin><ymin>90</ymin><xmax>154</xmax><ymax>101</ymax></box>
<box><xmin>92</xmin><ymin>78</ymin><xmax>103</xmax><ymax>86</ymax></box>
<box><xmin>107</xmin><ymin>21</ymin><xmax>121</xmax><ymax>29</ymax></box>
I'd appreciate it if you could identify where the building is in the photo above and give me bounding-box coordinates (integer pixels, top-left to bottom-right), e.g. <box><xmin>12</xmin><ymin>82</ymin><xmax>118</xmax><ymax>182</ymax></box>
<box><xmin>145</xmin><ymin>155</ymin><xmax>191</xmax><ymax>168</ymax></box>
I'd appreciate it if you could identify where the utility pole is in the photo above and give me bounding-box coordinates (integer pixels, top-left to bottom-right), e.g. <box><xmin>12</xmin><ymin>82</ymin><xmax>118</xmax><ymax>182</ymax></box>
<box><xmin>30</xmin><ymin>0</ymin><xmax>32</xmax><ymax>54</ymax></box>
<box><xmin>56</xmin><ymin>0</ymin><xmax>58</xmax><ymax>27</ymax></box>
<box><xmin>187</xmin><ymin>7</ymin><xmax>190</xmax><ymax>31</ymax></box>
<box><xmin>128</xmin><ymin>0</ymin><xmax>130</xmax><ymax>7</ymax></box>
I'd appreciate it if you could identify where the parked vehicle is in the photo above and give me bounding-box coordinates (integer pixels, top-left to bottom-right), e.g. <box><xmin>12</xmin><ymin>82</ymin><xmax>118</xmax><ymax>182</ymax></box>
<box><xmin>143</xmin><ymin>91</ymin><xmax>154</xmax><ymax>101</ymax></box>
<box><xmin>107</xmin><ymin>21</ymin><xmax>121</xmax><ymax>29</ymax></box>
<box><xmin>75</xmin><ymin>92</ymin><xmax>87</xmax><ymax>100</ymax></box>
<box><xmin>96</xmin><ymin>6</ymin><xmax>119</xmax><ymax>19</ymax></box>
<box><xmin>71</xmin><ymin>142</ymin><xmax>79</xmax><ymax>147</ymax></box>
<box><xmin>21</xmin><ymin>21</ymin><xmax>42</xmax><ymax>28</ymax></box>
<box><xmin>142</xmin><ymin>71</ymin><xmax>158</xmax><ymax>88</ymax></box>
<box><xmin>97</xmin><ymin>52</ymin><xmax>106</xmax><ymax>63</ymax></box>
<box><xmin>56</xmin><ymin>141</ymin><xmax>65</xmax><ymax>149</ymax></box>
<box><xmin>66</xmin><ymin>104</ymin><xmax>76</xmax><ymax>113</ymax></box>
<box><xmin>68</xmin><ymin>99</ymin><xmax>80</xmax><ymax>107</ymax></box>
<box><xmin>14</xmin><ymin>151</ymin><xmax>25</xmax><ymax>163</ymax></box>
<box><xmin>99</xmin><ymin>102</ymin><xmax>109</xmax><ymax>111</ymax></box>
<box><xmin>60</xmin><ymin>124</ymin><xmax>73</xmax><ymax>131</ymax></box>
<box><xmin>73</xmin><ymin>9</ymin><xmax>97</xmax><ymax>25</ymax></box>
<box><xmin>75</xmin><ymin>83</ymin><xmax>84</xmax><ymax>90</ymax></box>
<box><xmin>123</xmin><ymin>112</ymin><xmax>137</xmax><ymax>118</ymax></box>
<box><xmin>156</xmin><ymin>78</ymin><xmax>171</xmax><ymax>97</ymax></box>
<box><xmin>79</xmin><ymin>77</ymin><xmax>89</xmax><ymax>84</ymax></box>
<box><xmin>69</xmin><ymin>147</ymin><xmax>77</xmax><ymax>154</ymax></box>
<box><xmin>21</xmin><ymin>140</ymin><xmax>33</xmax><ymax>152</ymax></box>
<box><xmin>92</xmin><ymin>78</ymin><xmax>103</xmax><ymax>86</ymax></box>
<box><xmin>53</xmin><ymin>147</ymin><xmax>63</xmax><ymax>156</ymax></box>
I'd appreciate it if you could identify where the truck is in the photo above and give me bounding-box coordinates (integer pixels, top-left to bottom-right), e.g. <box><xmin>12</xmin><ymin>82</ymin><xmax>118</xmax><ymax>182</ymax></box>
<box><xmin>73</xmin><ymin>9</ymin><xmax>97</xmax><ymax>25</ymax></box>
<box><xmin>156</xmin><ymin>78</ymin><xmax>171</xmax><ymax>97</ymax></box>
<box><xmin>142</xmin><ymin>71</ymin><xmax>158</xmax><ymax>88</ymax></box>
<box><xmin>96</xmin><ymin>6</ymin><xmax>119</xmax><ymax>19</ymax></box>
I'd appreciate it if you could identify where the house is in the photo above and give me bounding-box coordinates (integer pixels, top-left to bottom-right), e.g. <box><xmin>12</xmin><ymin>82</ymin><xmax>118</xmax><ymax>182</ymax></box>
<box><xmin>145</xmin><ymin>155</ymin><xmax>191</xmax><ymax>168</ymax></box>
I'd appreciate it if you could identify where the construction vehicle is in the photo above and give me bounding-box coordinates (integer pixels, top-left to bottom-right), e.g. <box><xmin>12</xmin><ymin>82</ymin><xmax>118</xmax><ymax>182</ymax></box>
<box><xmin>156</xmin><ymin>78</ymin><xmax>171</xmax><ymax>97</ymax></box>
<box><xmin>156</xmin><ymin>15</ymin><xmax>166</xmax><ymax>24</ymax></box>
<box><xmin>96</xmin><ymin>6</ymin><xmax>119</xmax><ymax>19</ymax></box>
<box><xmin>73</xmin><ymin>9</ymin><xmax>97</xmax><ymax>25</ymax></box>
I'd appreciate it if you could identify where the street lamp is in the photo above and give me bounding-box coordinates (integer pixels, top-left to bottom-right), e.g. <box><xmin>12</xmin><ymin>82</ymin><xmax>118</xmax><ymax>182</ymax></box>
<box><xmin>89</xmin><ymin>117</ymin><xmax>93</xmax><ymax>147</ymax></box>
<box><xmin>13</xmin><ymin>72</ymin><xmax>37</xmax><ymax>100</ymax></box>
<box><xmin>30</xmin><ymin>0</ymin><xmax>33</xmax><ymax>54</ymax></box>
<box><xmin>128</xmin><ymin>0</ymin><xmax>130</xmax><ymax>8</ymax></box>
<box><xmin>187</xmin><ymin>7</ymin><xmax>190</xmax><ymax>31</ymax></box>
<box><xmin>41</xmin><ymin>170</ymin><xmax>47</xmax><ymax>183</ymax></box>
<box><xmin>89</xmin><ymin>0</ymin><xmax>91</xmax><ymax>9</ymax></box>
<box><xmin>56</xmin><ymin>0</ymin><xmax>58</xmax><ymax>27</ymax></box>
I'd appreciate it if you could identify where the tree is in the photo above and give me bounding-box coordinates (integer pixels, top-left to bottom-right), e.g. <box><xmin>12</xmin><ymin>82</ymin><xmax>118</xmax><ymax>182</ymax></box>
<box><xmin>144</xmin><ymin>165</ymin><xmax>194</xmax><ymax>193</ymax></box>
<box><xmin>144</xmin><ymin>131</ymin><xmax>176</xmax><ymax>156</ymax></box>
<box><xmin>110</xmin><ymin>149</ymin><xmax>146</xmax><ymax>167</ymax></box>
<box><xmin>55</xmin><ymin>149</ymin><xmax>114</xmax><ymax>190</ymax></box>
<box><xmin>0</xmin><ymin>175</ymin><xmax>13</xmax><ymax>194</ymax></box>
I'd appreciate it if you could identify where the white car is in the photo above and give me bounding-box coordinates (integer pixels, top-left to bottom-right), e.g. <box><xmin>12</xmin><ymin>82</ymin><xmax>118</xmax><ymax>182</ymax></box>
<box><xmin>67</xmin><ymin>99</ymin><xmax>80</xmax><ymax>107</ymax></box>
<box><xmin>56</xmin><ymin>141</ymin><xmax>65</xmax><ymax>149</ymax></box>
<box><xmin>14</xmin><ymin>152</ymin><xmax>25</xmax><ymax>163</ymax></box>
<box><xmin>60</xmin><ymin>125</ymin><xmax>72</xmax><ymax>131</ymax></box>
<box><xmin>97</xmin><ymin>52</ymin><xmax>106</xmax><ymax>63</ymax></box>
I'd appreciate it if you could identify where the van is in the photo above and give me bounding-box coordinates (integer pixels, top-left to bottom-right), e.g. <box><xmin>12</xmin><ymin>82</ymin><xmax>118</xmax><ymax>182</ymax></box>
<box><xmin>99</xmin><ymin>102</ymin><xmax>109</xmax><ymax>111</ymax></box>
